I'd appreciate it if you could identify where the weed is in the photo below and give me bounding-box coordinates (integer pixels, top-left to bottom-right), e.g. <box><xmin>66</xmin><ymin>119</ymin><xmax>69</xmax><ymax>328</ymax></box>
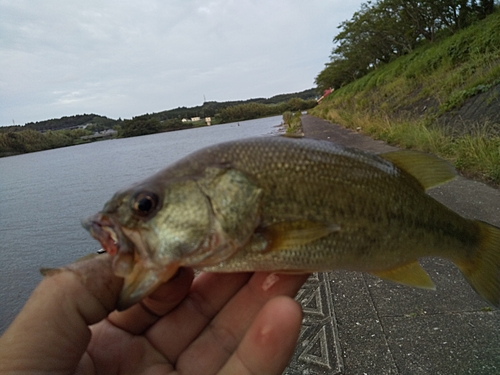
<box><xmin>310</xmin><ymin>106</ymin><xmax>500</xmax><ymax>185</ymax></box>
<box><xmin>283</xmin><ymin>111</ymin><xmax>303</xmax><ymax>135</ymax></box>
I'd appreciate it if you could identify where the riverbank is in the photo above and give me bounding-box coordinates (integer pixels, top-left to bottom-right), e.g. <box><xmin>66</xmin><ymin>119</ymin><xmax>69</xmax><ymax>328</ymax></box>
<box><xmin>311</xmin><ymin>11</ymin><xmax>500</xmax><ymax>187</ymax></box>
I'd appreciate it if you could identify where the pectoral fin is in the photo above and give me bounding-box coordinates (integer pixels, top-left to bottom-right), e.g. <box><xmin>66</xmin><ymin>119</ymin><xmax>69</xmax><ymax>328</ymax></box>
<box><xmin>371</xmin><ymin>261</ymin><xmax>436</xmax><ymax>290</ymax></box>
<box><xmin>259</xmin><ymin>220</ymin><xmax>340</xmax><ymax>252</ymax></box>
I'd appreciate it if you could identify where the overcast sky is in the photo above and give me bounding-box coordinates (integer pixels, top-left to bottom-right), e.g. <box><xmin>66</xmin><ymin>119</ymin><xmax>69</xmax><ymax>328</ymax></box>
<box><xmin>0</xmin><ymin>0</ymin><xmax>362</xmax><ymax>126</ymax></box>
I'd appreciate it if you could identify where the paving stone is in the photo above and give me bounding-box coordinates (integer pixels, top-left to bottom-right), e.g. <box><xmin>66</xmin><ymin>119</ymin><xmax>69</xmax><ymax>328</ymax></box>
<box><xmin>286</xmin><ymin>272</ymin><xmax>344</xmax><ymax>375</ymax></box>
<box><xmin>381</xmin><ymin>311</ymin><xmax>500</xmax><ymax>375</ymax></box>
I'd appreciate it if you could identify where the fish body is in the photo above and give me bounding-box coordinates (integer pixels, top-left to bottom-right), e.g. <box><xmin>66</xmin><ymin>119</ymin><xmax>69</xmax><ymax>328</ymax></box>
<box><xmin>84</xmin><ymin>136</ymin><xmax>500</xmax><ymax>309</ymax></box>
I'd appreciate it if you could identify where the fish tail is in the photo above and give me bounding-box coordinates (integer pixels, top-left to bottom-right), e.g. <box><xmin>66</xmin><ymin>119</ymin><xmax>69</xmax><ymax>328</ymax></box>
<box><xmin>455</xmin><ymin>221</ymin><xmax>500</xmax><ymax>307</ymax></box>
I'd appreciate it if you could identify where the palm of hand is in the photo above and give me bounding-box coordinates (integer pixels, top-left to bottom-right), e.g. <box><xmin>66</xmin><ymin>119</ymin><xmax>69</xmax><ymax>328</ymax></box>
<box><xmin>77</xmin><ymin>269</ymin><xmax>307</xmax><ymax>375</ymax></box>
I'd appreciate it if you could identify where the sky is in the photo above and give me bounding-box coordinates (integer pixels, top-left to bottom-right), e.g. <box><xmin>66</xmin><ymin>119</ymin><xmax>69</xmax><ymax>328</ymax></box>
<box><xmin>0</xmin><ymin>0</ymin><xmax>362</xmax><ymax>126</ymax></box>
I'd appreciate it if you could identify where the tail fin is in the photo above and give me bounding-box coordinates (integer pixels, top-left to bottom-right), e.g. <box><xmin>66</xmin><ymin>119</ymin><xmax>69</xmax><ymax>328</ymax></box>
<box><xmin>455</xmin><ymin>221</ymin><xmax>500</xmax><ymax>307</ymax></box>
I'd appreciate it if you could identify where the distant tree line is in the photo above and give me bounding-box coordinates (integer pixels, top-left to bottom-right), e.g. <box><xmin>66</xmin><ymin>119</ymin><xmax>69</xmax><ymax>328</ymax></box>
<box><xmin>0</xmin><ymin>128</ymin><xmax>91</xmax><ymax>157</ymax></box>
<box><xmin>152</xmin><ymin>88</ymin><xmax>317</xmax><ymax>122</ymax></box>
<box><xmin>117</xmin><ymin>117</ymin><xmax>192</xmax><ymax>138</ymax></box>
<box><xmin>316</xmin><ymin>0</ymin><xmax>498</xmax><ymax>91</ymax></box>
<box><xmin>216</xmin><ymin>98</ymin><xmax>316</xmax><ymax>123</ymax></box>
<box><xmin>0</xmin><ymin>89</ymin><xmax>318</xmax><ymax>154</ymax></box>
<box><xmin>1</xmin><ymin>114</ymin><xmax>116</xmax><ymax>133</ymax></box>
<box><xmin>116</xmin><ymin>90</ymin><xmax>317</xmax><ymax>137</ymax></box>
<box><xmin>117</xmin><ymin>97</ymin><xmax>316</xmax><ymax>137</ymax></box>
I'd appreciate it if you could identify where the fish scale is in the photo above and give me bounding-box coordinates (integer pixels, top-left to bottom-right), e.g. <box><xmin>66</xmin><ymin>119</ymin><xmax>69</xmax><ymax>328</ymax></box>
<box><xmin>83</xmin><ymin>136</ymin><xmax>500</xmax><ymax>309</ymax></box>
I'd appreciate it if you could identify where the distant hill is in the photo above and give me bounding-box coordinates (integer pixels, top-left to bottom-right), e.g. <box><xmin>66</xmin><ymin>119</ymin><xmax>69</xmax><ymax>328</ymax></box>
<box><xmin>1</xmin><ymin>114</ymin><xmax>116</xmax><ymax>133</ymax></box>
<box><xmin>119</xmin><ymin>88</ymin><xmax>317</xmax><ymax>137</ymax></box>
<box><xmin>142</xmin><ymin>88</ymin><xmax>317</xmax><ymax>122</ymax></box>
<box><xmin>2</xmin><ymin>88</ymin><xmax>317</xmax><ymax>133</ymax></box>
<box><xmin>0</xmin><ymin>88</ymin><xmax>317</xmax><ymax>157</ymax></box>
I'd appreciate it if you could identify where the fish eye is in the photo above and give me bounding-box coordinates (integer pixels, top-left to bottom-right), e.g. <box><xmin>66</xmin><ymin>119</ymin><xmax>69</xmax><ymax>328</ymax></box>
<box><xmin>131</xmin><ymin>192</ymin><xmax>159</xmax><ymax>216</ymax></box>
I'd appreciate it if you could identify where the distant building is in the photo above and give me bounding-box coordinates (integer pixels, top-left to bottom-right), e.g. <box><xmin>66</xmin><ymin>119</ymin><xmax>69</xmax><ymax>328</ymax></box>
<box><xmin>317</xmin><ymin>88</ymin><xmax>334</xmax><ymax>103</ymax></box>
<box><xmin>80</xmin><ymin>129</ymin><xmax>117</xmax><ymax>140</ymax></box>
<box><xmin>205</xmin><ymin>117</ymin><xmax>211</xmax><ymax>126</ymax></box>
<box><xmin>191</xmin><ymin>116</ymin><xmax>200</xmax><ymax>122</ymax></box>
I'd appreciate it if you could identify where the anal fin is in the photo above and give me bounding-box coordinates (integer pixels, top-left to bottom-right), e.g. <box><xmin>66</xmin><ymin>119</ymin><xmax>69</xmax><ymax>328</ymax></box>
<box><xmin>371</xmin><ymin>261</ymin><xmax>436</xmax><ymax>290</ymax></box>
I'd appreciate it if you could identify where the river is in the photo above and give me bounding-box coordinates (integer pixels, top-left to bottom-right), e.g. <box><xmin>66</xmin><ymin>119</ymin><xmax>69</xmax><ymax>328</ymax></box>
<box><xmin>0</xmin><ymin>115</ymin><xmax>283</xmax><ymax>333</ymax></box>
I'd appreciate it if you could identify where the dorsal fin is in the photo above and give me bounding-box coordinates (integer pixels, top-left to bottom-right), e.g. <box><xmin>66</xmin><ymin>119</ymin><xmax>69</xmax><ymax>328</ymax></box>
<box><xmin>380</xmin><ymin>150</ymin><xmax>456</xmax><ymax>190</ymax></box>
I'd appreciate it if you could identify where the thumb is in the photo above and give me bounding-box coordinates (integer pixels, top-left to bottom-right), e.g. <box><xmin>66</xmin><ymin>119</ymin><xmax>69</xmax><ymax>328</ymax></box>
<box><xmin>0</xmin><ymin>254</ymin><xmax>123</xmax><ymax>374</ymax></box>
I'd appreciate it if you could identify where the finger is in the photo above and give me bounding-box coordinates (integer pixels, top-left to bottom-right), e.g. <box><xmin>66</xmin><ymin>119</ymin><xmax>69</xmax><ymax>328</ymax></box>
<box><xmin>174</xmin><ymin>272</ymin><xmax>309</xmax><ymax>374</ymax></box>
<box><xmin>218</xmin><ymin>296</ymin><xmax>302</xmax><ymax>375</ymax></box>
<box><xmin>107</xmin><ymin>267</ymin><xmax>194</xmax><ymax>335</ymax></box>
<box><xmin>0</xmin><ymin>255</ymin><xmax>122</xmax><ymax>374</ymax></box>
<box><xmin>145</xmin><ymin>272</ymin><xmax>252</xmax><ymax>361</ymax></box>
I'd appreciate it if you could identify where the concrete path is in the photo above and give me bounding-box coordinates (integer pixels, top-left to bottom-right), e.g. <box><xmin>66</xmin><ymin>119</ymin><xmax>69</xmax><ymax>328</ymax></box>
<box><xmin>284</xmin><ymin>115</ymin><xmax>500</xmax><ymax>375</ymax></box>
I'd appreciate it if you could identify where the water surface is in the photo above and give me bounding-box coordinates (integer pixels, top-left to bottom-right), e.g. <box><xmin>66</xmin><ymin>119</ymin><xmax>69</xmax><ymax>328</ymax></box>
<box><xmin>0</xmin><ymin>116</ymin><xmax>282</xmax><ymax>332</ymax></box>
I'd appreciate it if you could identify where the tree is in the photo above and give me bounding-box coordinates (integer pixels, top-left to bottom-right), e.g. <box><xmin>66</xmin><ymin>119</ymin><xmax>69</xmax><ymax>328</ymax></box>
<box><xmin>119</xmin><ymin>117</ymin><xmax>161</xmax><ymax>137</ymax></box>
<box><xmin>315</xmin><ymin>0</ymin><xmax>498</xmax><ymax>91</ymax></box>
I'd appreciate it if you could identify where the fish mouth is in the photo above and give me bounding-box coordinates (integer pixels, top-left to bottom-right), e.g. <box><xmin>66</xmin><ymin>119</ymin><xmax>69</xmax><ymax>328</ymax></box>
<box><xmin>83</xmin><ymin>214</ymin><xmax>123</xmax><ymax>255</ymax></box>
<box><xmin>82</xmin><ymin>213</ymin><xmax>178</xmax><ymax>310</ymax></box>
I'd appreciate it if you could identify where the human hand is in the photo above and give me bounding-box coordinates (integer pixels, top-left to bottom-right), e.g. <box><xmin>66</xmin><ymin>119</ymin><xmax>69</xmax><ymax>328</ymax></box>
<box><xmin>0</xmin><ymin>255</ymin><xmax>308</xmax><ymax>374</ymax></box>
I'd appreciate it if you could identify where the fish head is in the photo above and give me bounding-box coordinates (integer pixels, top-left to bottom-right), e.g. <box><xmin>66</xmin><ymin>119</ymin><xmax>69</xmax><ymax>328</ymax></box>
<box><xmin>83</xmin><ymin>165</ymin><xmax>263</xmax><ymax>310</ymax></box>
<box><xmin>83</xmin><ymin>177</ymin><xmax>214</xmax><ymax>310</ymax></box>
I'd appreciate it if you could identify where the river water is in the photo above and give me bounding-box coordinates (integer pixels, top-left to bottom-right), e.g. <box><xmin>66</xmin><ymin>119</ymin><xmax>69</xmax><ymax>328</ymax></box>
<box><xmin>0</xmin><ymin>115</ymin><xmax>282</xmax><ymax>333</ymax></box>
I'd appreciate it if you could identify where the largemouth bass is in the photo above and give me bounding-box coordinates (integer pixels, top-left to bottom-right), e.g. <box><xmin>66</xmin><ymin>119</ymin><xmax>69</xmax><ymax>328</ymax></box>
<box><xmin>83</xmin><ymin>136</ymin><xmax>500</xmax><ymax>310</ymax></box>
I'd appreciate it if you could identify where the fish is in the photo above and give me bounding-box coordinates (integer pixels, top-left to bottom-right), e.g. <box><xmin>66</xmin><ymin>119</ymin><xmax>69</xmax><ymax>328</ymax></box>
<box><xmin>83</xmin><ymin>136</ymin><xmax>500</xmax><ymax>310</ymax></box>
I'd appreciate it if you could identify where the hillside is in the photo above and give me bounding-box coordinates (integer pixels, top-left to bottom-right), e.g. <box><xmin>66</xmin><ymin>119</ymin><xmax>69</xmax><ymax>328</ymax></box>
<box><xmin>311</xmin><ymin>10</ymin><xmax>500</xmax><ymax>185</ymax></box>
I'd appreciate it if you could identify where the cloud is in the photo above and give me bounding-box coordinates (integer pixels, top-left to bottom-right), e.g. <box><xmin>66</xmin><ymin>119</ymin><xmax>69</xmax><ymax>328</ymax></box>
<box><xmin>0</xmin><ymin>0</ymin><xmax>360</xmax><ymax>125</ymax></box>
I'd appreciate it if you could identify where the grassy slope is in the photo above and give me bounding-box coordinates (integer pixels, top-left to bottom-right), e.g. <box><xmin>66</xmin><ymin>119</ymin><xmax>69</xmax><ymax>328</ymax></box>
<box><xmin>311</xmin><ymin>10</ymin><xmax>500</xmax><ymax>185</ymax></box>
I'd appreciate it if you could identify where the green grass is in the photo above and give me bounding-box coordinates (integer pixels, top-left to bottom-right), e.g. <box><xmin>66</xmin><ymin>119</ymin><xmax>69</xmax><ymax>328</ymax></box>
<box><xmin>321</xmin><ymin>10</ymin><xmax>500</xmax><ymax>111</ymax></box>
<box><xmin>283</xmin><ymin>111</ymin><xmax>303</xmax><ymax>135</ymax></box>
<box><xmin>311</xmin><ymin>11</ymin><xmax>500</xmax><ymax>186</ymax></box>
<box><xmin>315</xmin><ymin>107</ymin><xmax>500</xmax><ymax>185</ymax></box>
